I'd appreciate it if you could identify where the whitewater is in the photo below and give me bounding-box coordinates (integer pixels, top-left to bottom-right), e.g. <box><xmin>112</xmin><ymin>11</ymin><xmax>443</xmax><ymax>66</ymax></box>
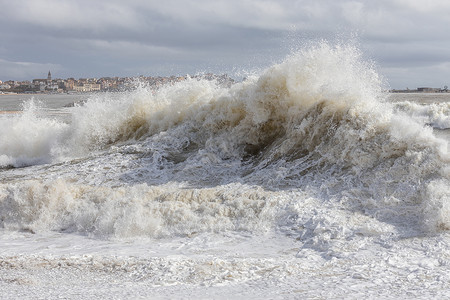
<box><xmin>1</xmin><ymin>42</ymin><xmax>449</xmax><ymax>299</ymax></box>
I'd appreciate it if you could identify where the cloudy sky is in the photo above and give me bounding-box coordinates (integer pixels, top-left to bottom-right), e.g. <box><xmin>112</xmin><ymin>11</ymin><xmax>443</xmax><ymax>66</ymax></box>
<box><xmin>1</xmin><ymin>0</ymin><xmax>450</xmax><ymax>89</ymax></box>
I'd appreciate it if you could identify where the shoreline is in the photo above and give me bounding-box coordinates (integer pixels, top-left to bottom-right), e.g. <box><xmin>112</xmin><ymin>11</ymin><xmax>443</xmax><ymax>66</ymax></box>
<box><xmin>0</xmin><ymin>110</ymin><xmax>22</xmax><ymax>114</ymax></box>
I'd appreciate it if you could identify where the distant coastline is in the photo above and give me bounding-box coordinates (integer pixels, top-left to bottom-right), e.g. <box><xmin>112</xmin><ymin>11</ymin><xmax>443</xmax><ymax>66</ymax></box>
<box><xmin>1</xmin><ymin>73</ymin><xmax>448</xmax><ymax>95</ymax></box>
<box><xmin>0</xmin><ymin>73</ymin><xmax>234</xmax><ymax>95</ymax></box>
<box><xmin>390</xmin><ymin>86</ymin><xmax>449</xmax><ymax>93</ymax></box>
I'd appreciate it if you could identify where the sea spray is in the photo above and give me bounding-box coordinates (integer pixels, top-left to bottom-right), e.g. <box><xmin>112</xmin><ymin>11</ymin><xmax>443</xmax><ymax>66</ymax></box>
<box><xmin>0</xmin><ymin>99</ymin><xmax>70</xmax><ymax>167</ymax></box>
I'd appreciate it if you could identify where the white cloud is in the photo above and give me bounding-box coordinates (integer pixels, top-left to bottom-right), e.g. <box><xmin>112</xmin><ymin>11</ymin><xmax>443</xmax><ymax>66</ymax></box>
<box><xmin>3</xmin><ymin>0</ymin><xmax>450</xmax><ymax>41</ymax></box>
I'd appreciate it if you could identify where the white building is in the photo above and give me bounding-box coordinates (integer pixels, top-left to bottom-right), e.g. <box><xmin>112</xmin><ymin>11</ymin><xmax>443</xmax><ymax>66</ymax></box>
<box><xmin>73</xmin><ymin>83</ymin><xmax>101</xmax><ymax>92</ymax></box>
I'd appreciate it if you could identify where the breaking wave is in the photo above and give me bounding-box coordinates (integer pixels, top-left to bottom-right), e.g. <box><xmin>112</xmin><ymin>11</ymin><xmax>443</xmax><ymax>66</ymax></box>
<box><xmin>0</xmin><ymin>42</ymin><xmax>449</xmax><ymax>245</ymax></box>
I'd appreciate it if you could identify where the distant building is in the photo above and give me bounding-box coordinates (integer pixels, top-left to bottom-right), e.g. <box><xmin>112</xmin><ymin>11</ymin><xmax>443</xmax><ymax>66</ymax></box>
<box><xmin>5</xmin><ymin>80</ymin><xmax>19</xmax><ymax>87</ymax></box>
<box><xmin>73</xmin><ymin>83</ymin><xmax>101</xmax><ymax>92</ymax></box>
<box><xmin>417</xmin><ymin>87</ymin><xmax>440</xmax><ymax>93</ymax></box>
<box><xmin>47</xmin><ymin>71</ymin><xmax>52</xmax><ymax>82</ymax></box>
<box><xmin>84</xmin><ymin>83</ymin><xmax>101</xmax><ymax>91</ymax></box>
<box><xmin>0</xmin><ymin>83</ymin><xmax>11</xmax><ymax>90</ymax></box>
<box><xmin>65</xmin><ymin>78</ymin><xmax>75</xmax><ymax>91</ymax></box>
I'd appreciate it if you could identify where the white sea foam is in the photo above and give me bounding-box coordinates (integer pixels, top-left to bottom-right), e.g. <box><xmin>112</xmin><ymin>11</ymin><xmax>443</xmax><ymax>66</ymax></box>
<box><xmin>394</xmin><ymin>100</ymin><xmax>450</xmax><ymax>129</ymax></box>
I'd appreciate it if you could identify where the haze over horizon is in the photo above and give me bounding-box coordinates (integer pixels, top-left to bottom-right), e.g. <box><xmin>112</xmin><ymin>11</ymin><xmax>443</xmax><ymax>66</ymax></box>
<box><xmin>1</xmin><ymin>0</ymin><xmax>450</xmax><ymax>89</ymax></box>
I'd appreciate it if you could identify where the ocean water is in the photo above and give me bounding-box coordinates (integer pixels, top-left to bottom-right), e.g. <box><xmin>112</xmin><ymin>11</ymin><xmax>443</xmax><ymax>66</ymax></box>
<box><xmin>1</xmin><ymin>42</ymin><xmax>449</xmax><ymax>299</ymax></box>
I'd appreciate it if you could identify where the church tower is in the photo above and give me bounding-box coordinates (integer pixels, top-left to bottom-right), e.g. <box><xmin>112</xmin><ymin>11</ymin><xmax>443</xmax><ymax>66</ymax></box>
<box><xmin>47</xmin><ymin>71</ymin><xmax>52</xmax><ymax>82</ymax></box>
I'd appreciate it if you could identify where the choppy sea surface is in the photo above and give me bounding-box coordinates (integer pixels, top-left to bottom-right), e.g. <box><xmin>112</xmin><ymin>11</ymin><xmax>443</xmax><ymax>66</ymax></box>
<box><xmin>1</xmin><ymin>43</ymin><xmax>449</xmax><ymax>299</ymax></box>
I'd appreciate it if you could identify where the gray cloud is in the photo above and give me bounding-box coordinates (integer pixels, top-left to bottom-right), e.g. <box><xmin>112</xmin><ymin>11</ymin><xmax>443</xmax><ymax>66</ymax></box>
<box><xmin>1</xmin><ymin>0</ymin><xmax>450</xmax><ymax>88</ymax></box>
<box><xmin>0</xmin><ymin>58</ymin><xmax>62</xmax><ymax>79</ymax></box>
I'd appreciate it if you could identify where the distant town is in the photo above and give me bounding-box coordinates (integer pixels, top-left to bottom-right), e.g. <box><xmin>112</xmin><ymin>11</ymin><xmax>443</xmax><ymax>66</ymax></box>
<box><xmin>0</xmin><ymin>71</ymin><xmax>448</xmax><ymax>94</ymax></box>
<box><xmin>0</xmin><ymin>71</ymin><xmax>234</xmax><ymax>94</ymax></box>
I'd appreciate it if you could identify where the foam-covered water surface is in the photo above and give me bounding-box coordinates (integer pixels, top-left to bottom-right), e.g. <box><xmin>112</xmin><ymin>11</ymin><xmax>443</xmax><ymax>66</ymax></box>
<box><xmin>1</xmin><ymin>42</ymin><xmax>449</xmax><ymax>298</ymax></box>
